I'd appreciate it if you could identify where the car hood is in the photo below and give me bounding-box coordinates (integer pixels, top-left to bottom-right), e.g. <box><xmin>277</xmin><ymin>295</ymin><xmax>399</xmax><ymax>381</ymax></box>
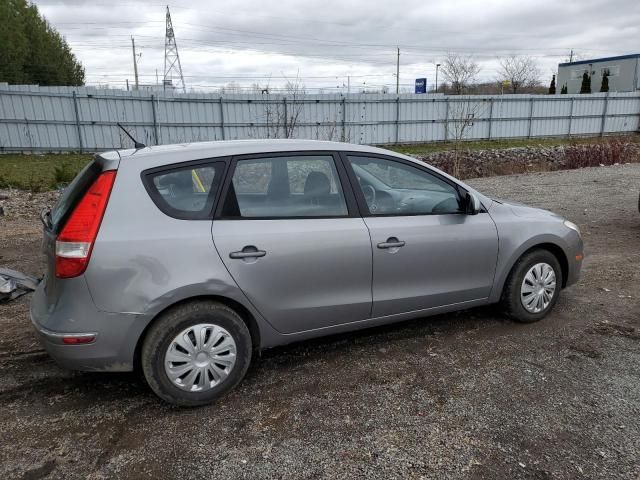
<box><xmin>495</xmin><ymin>199</ymin><xmax>562</xmax><ymax>220</ymax></box>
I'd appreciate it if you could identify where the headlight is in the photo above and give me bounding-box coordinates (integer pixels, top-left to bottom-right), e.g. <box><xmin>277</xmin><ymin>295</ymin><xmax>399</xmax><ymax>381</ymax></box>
<box><xmin>563</xmin><ymin>220</ymin><xmax>581</xmax><ymax>235</ymax></box>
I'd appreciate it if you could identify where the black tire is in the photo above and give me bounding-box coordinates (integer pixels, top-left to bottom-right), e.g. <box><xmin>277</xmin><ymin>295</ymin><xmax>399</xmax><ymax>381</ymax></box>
<box><xmin>501</xmin><ymin>249</ymin><xmax>563</xmax><ymax>323</ymax></box>
<box><xmin>141</xmin><ymin>301</ymin><xmax>252</xmax><ymax>407</ymax></box>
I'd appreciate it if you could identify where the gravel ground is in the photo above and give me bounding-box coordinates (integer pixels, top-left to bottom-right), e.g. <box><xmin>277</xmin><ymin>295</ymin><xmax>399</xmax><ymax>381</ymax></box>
<box><xmin>0</xmin><ymin>165</ymin><xmax>639</xmax><ymax>480</ymax></box>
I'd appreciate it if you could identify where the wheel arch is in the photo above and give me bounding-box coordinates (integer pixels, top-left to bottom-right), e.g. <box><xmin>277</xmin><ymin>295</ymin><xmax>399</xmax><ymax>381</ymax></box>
<box><xmin>494</xmin><ymin>240</ymin><xmax>570</xmax><ymax>303</ymax></box>
<box><xmin>133</xmin><ymin>295</ymin><xmax>262</xmax><ymax>371</ymax></box>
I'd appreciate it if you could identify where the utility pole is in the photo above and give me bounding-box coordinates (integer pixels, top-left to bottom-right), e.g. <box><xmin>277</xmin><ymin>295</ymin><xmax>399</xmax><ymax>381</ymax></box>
<box><xmin>396</xmin><ymin>47</ymin><xmax>400</xmax><ymax>94</ymax></box>
<box><xmin>569</xmin><ymin>49</ymin><xmax>574</xmax><ymax>62</ymax></box>
<box><xmin>435</xmin><ymin>63</ymin><xmax>441</xmax><ymax>93</ymax></box>
<box><xmin>131</xmin><ymin>36</ymin><xmax>139</xmax><ymax>90</ymax></box>
<box><xmin>347</xmin><ymin>75</ymin><xmax>350</xmax><ymax>94</ymax></box>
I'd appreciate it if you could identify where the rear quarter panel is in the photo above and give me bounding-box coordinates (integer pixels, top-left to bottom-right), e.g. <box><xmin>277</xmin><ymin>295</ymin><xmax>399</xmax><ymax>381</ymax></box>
<box><xmin>83</xmin><ymin>155</ymin><xmax>276</xmax><ymax>340</ymax></box>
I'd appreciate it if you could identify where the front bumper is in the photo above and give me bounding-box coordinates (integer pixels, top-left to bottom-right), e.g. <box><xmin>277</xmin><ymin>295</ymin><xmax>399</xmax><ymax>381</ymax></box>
<box><xmin>564</xmin><ymin>231</ymin><xmax>584</xmax><ymax>288</ymax></box>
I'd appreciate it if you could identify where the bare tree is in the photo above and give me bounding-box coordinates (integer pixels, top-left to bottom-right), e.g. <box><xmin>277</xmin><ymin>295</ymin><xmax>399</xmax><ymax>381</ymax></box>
<box><xmin>440</xmin><ymin>53</ymin><xmax>481</xmax><ymax>94</ymax></box>
<box><xmin>258</xmin><ymin>76</ymin><xmax>307</xmax><ymax>139</ymax></box>
<box><xmin>446</xmin><ymin>98</ymin><xmax>486</xmax><ymax>177</ymax></box>
<box><xmin>498</xmin><ymin>55</ymin><xmax>541</xmax><ymax>93</ymax></box>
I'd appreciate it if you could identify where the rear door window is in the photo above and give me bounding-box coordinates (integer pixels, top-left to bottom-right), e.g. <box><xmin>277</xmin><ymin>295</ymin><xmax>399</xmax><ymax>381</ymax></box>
<box><xmin>144</xmin><ymin>162</ymin><xmax>226</xmax><ymax>219</ymax></box>
<box><xmin>221</xmin><ymin>155</ymin><xmax>348</xmax><ymax>218</ymax></box>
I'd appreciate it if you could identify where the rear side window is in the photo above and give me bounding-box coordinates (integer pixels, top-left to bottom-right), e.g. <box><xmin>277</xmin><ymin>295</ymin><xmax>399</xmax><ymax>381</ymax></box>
<box><xmin>221</xmin><ymin>155</ymin><xmax>348</xmax><ymax>218</ymax></box>
<box><xmin>144</xmin><ymin>162</ymin><xmax>225</xmax><ymax>219</ymax></box>
<box><xmin>51</xmin><ymin>159</ymin><xmax>101</xmax><ymax>233</ymax></box>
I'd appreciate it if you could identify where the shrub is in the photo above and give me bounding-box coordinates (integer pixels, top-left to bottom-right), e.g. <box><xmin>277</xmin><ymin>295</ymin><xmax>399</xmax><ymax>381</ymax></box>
<box><xmin>580</xmin><ymin>72</ymin><xmax>591</xmax><ymax>94</ymax></box>
<box><xmin>564</xmin><ymin>139</ymin><xmax>630</xmax><ymax>169</ymax></box>
<box><xmin>600</xmin><ymin>73</ymin><xmax>609</xmax><ymax>93</ymax></box>
<box><xmin>52</xmin><ymin>162</ymin><xmax>77</xmax><ymax>187</ymax></box>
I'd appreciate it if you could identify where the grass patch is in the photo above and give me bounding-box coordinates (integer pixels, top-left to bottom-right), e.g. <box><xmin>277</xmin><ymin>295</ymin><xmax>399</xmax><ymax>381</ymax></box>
<box><xmin>0</xmin><ymin>154</ymin><xmax>92</xmax><ymax>192</ymax></box>
<box><xmin>387</xmin><ymin>134</ymin><xmax>640</xmax><ymax>156</ymax></box>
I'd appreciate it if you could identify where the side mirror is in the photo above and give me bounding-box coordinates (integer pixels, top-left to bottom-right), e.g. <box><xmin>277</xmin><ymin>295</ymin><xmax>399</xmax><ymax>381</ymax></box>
<box><xmin>466</xmin><ymin>192</ymin><xmax>481</xmax><ymax>215</ymax></box>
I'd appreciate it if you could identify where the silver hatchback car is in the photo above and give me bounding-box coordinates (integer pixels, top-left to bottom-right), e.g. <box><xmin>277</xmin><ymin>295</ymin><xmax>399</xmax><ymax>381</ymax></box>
<box><xmin>30</xmin><ymin>140</ymin><xmax>583</xmax><ymax>406</ymax></box>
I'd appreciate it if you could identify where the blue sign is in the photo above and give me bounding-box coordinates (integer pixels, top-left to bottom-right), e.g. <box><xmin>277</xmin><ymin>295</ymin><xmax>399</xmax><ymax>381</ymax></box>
<box><xmin>415</xmin><ymin>78</ymin><xmax>427</xmax><ymax>94</ymax></box>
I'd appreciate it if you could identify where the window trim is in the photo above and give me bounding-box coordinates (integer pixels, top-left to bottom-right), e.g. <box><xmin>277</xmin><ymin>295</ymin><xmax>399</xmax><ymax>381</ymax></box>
<box><xmin>339</xmin><ymin>151</ymin><xmax>470</xmax><ymax>218</ymax></box>
<box><xmin>214</xmin><ymin>150</ymin><xmax>359</xmax><ymax>220</ymax></box>
<box><xmin>600</xmin><ymin>65</ymin><xmax>619</xmax><ymax>77</ymax></box>
<box><xmin>141</xmin><ymin>157</ymin><xmax>230</xmax><ymax>220</ymax></box>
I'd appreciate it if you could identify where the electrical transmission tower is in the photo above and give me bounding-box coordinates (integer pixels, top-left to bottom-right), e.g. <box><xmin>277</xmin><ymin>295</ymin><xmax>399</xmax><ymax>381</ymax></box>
<box><xmin>163</xmin><ymin>5</ymin><xmax>186</xmax><ymax>93</ymax></box>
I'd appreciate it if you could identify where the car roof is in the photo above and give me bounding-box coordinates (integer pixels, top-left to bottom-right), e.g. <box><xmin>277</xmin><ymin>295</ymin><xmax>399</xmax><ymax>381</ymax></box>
<box><xmin>100</xmin><ymin>139</ymin><xmax>399</xmax><ymax>166</ymax></box>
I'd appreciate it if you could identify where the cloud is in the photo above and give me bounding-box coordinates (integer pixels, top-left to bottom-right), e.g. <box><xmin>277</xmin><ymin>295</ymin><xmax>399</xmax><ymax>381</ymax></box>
<box><xmin>35</xmin><ymin>0</ymin><xmax>640</xmax><ymax>92</ymax></box>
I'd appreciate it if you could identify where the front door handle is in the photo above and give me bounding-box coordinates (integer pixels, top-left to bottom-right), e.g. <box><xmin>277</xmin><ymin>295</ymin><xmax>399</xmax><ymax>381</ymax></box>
<box><xmin>229</xmin><ymin>247</ymin><xmax>267</xmax><ymax>259</ymax></box>
<box><xmin>377</xmin><ymin>238</ymin><xmax>406</xmax><ymax>249</ymax></box>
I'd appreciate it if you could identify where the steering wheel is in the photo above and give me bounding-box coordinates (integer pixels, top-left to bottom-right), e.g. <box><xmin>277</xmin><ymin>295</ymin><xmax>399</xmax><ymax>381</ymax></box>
<box><xmin>363</xmin><ymin>185</ymin><xmax>377</xmax><ymax>212</ymax></box>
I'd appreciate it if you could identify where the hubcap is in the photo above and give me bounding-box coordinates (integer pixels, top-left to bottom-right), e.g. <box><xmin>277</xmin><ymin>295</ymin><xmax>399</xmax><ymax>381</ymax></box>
<box><xmin>520</xmin><ymin>262</ymin><xmax>557</xmax><ymax>314</ymax></box>
<box><xmin>164</xmin><ymin>323</ymin><xmax>237</xmax><ymax>392</ymax></box>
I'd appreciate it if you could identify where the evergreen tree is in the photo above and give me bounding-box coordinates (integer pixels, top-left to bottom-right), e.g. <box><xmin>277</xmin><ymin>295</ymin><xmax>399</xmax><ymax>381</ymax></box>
<box><xmin>600</xmin><ymin>72</ymin><xmax>609</xmax><ymax>92</ymax></box>
<box><xmin>548</xmin><ymin>74</ymin><xmax>556</xmax><ymax>94</ymax></box>
<box><xmin>0</xmin><ymin>0</ymin><xmax>84</xmax><ymax>85</ymax></box>
<box><xmin>561</xmin><ymin>84</ymin><xmax>568</xmax><ymax>94</ymax></box>
<box><xmin>579</xmin><ymin>72</ymin><xmax>591</xmax><ymax>94</ymax></box>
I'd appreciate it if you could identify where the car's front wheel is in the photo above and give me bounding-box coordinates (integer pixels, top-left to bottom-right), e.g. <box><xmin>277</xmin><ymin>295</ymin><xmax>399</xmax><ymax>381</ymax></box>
<box><xmin>141</xmin><ymin>301</ymin><xmax>252</xmax><ymax>406</ymax></box>
<box><xmin>501</xmin><ymin>249</ymin><xmax>563</xmax><ymax>323</ymax></box>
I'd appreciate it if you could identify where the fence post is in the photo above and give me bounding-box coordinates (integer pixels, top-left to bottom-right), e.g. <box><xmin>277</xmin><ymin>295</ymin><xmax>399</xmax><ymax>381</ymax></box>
<box><xmin>395</xmin><ymin>96</ymin><xmax>400</xmax><ymax>144</ymax></box>
<box><xmin>283</xmin><ymin>97</ymin><xmax>288</xmax><ymax>138</ymax></box>
<box><xmin>219</xmin><ymin>97</ymin><xmax>226</xmax><ymax>140</ymax></box>
<box><xmin>341</xmin><ymin>96</ymin><xmax>347</xmax><ymax>142</ymax></box>
<box><xmin>487</xmin><ymin>98</ymin><xmax>494</xmax><ymax>140</ymax></box>
<box><xmin>567</xmin><ymin>97</ymin><xmax>574</xmax><ymax>137</ymax></box>
<box><xmin>150</xmin><ymin>95</ymin><xmax>159</xmax><ymax>145</ymax></box>
<box><xmin>600</xmin><ymin>93</ymin><xmax>609</xmax><ymax>137</ymax></box>
<box><xmin>72</xmin><ymin>91</ymin><xmax>84</xmax><ymax>152</ymax></box>
<box><xmin>444</xmin><ymin>97</ymin><xmax>449</xmax><ymax>141</ymax></box>
<box><xmin>527</xmin><ymin>97</ymin><xmax>534</xmax><ymax>138</ymax></box>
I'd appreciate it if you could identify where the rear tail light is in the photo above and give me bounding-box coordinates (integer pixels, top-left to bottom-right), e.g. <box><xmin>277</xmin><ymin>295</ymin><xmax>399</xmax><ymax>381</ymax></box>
<box><xmin>55</xmin><ymin>170</ymin><xmax>116</xmax><ymax>278</ymax></box>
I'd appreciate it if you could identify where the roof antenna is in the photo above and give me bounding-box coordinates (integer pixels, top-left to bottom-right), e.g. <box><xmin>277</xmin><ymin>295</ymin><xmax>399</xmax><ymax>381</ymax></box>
<box><xmin>116</xmin><ymin>122</ymin><xmax>146</xmax><ymax>149</ymax></box>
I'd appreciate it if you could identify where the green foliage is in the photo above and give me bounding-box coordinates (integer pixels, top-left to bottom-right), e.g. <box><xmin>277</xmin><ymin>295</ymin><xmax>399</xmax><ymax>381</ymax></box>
<box><xmin>600</xmin><ymin>72</ymin><xmax>609</xmax><ymax>93</ymax></box>
<box><xmin>0</xmin><ymin>0</ymin><xmax>84</xmax><ymax>86</ymax></box>
<box><xmin>548</xmin><ymin>75</ymin><xmax>556</xmax><ymax>94</ymax></box>
<box><xmin>561</xmin><ymin>84</ymin><xmax>568</xmax><ymax>94</ymax></box>
<box><xmin>53</xmin><ymin>162</ymin><xmax>77</xmax><ymax>186</ymax></box>
<box><xmin>580</xmin><ymin>72</ymin><xmax>591</xmax><ymax>94</ymax></box>
<box><xmin>0</xmin><ymin>154</ymin><xmax>90</xmax><ymax>191</ymax></box>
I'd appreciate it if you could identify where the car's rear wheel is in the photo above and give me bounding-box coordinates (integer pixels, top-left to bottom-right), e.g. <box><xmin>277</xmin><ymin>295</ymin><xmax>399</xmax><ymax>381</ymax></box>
<box><xmin>141</xmin><ymin>301</ymin><xmax>252</xmax><ymax>406</ymax></box>
<box><xmin>501</xmin><ymin>249</ymin><xmax>562</xmax><ymax>323</ymax></box>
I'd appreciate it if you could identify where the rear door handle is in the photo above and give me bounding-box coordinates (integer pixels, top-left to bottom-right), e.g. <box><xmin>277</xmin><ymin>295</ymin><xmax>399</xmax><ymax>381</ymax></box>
<box><xmin>377</xmin><ymin>238</ymin><xmax>406</xmax><ymax>249</ymax></box>
<box><xmin>229</xmin><ymin>248</ymin><xmax>266</xmax><ymax>259</ymax></box>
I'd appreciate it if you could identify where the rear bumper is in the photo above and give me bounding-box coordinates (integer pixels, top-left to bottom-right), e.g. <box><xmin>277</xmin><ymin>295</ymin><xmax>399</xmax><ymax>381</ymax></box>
<box><xmin>30</xmin><ymin>276</ymin><xmax>150</xmax><ymax>372</ymax></box>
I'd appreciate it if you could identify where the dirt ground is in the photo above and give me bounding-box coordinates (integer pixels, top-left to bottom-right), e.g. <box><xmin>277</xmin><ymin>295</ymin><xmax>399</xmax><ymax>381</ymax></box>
<box><xmin>0</xmin><ymin>164</ymin><xmax>639</xmax><ymax>480</ymax></box>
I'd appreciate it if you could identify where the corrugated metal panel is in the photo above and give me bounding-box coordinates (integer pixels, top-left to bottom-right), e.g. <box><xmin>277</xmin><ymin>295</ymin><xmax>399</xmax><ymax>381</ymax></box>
<box><xmin>0</xmin><ymin>85</ymin><xmax>638</xmax><ymax>152</ymax></box>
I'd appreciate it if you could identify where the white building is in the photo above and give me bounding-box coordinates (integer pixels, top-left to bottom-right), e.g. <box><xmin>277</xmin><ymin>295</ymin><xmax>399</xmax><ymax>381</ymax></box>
<box><xmin>557</xmin><ymin>54</ymin><xmax>640</xmax><ymax>94</ymax></box>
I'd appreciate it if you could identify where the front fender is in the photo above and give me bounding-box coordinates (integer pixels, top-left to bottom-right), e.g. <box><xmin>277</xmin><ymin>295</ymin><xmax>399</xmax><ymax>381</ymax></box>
<box><xmin>488</xmin><ymin>203</ymin><xmax>583</xmax><ymax>303</ymax></box>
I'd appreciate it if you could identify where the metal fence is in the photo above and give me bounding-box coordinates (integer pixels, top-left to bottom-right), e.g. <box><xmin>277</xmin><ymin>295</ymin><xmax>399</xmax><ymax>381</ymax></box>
<box><xmin>1</xmin><ymin>85</ymin><xmax>639</xmax><ymax>153</ymax></box>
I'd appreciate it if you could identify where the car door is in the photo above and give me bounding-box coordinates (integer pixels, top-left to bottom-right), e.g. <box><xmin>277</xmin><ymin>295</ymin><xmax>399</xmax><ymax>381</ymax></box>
<box><xmin>212</xmin><ymin>152</ymin><xmax>372</xmax><ymax>334</ymax></box>
<box><xmin>343</xmin><ymin>153</ymin><xmax>499</xmax><ymax>318</ymax></box>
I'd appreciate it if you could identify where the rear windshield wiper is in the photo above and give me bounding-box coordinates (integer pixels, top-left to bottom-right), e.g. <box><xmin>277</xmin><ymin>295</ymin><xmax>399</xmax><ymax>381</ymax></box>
<box><xmin>40</xmin><ymin>208</ymin><xmax>52</xmax><ymax>229</ymax></box>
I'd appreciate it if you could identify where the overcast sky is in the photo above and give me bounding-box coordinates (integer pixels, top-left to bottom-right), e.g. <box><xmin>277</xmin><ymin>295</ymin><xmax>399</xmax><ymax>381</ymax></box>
<box><xmin>36</xmin><ymin>0</ymin><xmax>640</xmax><ymax>93</ymax></box>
